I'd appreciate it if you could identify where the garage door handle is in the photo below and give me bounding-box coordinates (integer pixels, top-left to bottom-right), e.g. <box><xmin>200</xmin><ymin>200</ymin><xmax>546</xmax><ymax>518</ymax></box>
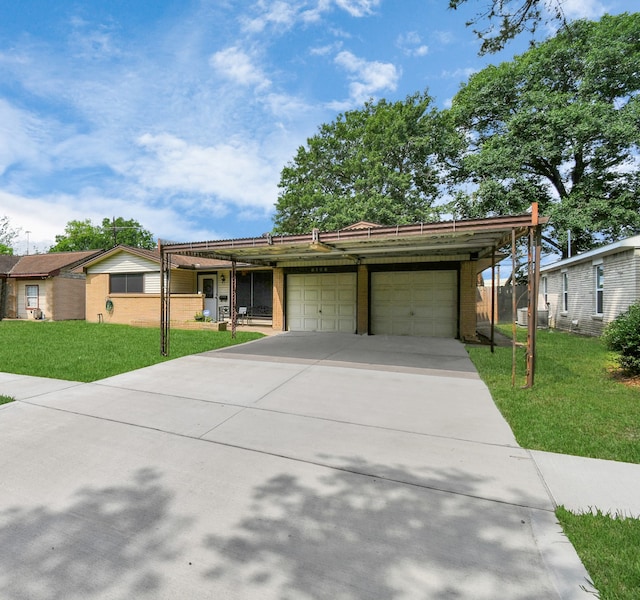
<box><xmin>318</xmin><ymin>309</ymin><xmax>322</xmax><ymax>313</ymax></box>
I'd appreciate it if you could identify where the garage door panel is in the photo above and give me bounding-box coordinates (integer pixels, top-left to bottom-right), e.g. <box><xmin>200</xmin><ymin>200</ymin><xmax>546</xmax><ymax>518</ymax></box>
<box><xmin>287</xmin><ymin>273</ymin><xmax>356</xmax><ymax>333</ymax></box>
<box><xmin>372</xmin><ymin>270</ymin><xmax>457</xmax><ymax>338</ymax></box>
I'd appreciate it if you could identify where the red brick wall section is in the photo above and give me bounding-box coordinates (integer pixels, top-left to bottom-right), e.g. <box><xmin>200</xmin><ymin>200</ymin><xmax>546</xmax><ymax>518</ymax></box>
<box><xmin>85</xmin><ymin>273</ymin><xmax>203</xmax><ymax>325</ymax></box>
<box><xmin>459</xmin><ymin>261</ymin><xmax>478</xmax><ymax>341</ymax></box>
<box><xmin>52</xmin><ymin>274</ymin><xmax>86</xmax><ymax>320</ymax></box>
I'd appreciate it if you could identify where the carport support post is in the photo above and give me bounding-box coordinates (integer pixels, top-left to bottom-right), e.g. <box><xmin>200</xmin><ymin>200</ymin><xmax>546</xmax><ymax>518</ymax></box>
<box><xmin>160</xmin><ymin>243</ymin><xmax>171</xmax><ymax>356</ymax></box>
<box><xmin>230</xmin><ymin>260</ymin><xmax>237</xmax><ymax>339</ymax></box>
<box><xmin>525</xmin><ymin>210</ymin><xmax>542</xmax><ymax>388</ymax></box>
<box><xmin>490</xmin><ymin>247</ymin><xmax>496</xmax><ymax>353</ymax></box>
<box><xmin>511</xmin><ymin>228</ymin><xmax>517</xmax><ymax>387</ymax></box>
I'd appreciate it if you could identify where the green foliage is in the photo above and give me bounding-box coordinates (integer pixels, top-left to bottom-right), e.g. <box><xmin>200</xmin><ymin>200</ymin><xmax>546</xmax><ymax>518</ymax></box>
<box><xmin>0</xmin><ymin>216</ymin><xmax>20</xmax><ymax>253</ymax></box>
<box><xmin>603</xmin><ymin>302</ymin><xmax>640</xmax><ymax>375</ymax></box>
<box><xmin>557</xmin><ymin>507</ymin><xmax>640</xmax><ymax>600</ymax></box>
<box><xmin>0</xmin><ymin>395</ymin><xmax>15</xmax><ymax>406</ymax></box>
<box><xmin>49</xmin><ymin>217</ymin><xmax>156</xmax><ymax>252</ymax></box>
<box><xmin>447</xmin><ymin>14</ymin><xmax>640</xmax><ymax>257</ymax></box>
<box><xmin>0</xmin><ymin>321</ymin><xmax>263</xmax><ymax>382</ymax></box>
<box><xmin>448</xmin><ymin>0</ymin><xmax>565</xmax><ymax>54</ymax></box>
<box><xmin>467</xmin><ymin>327</ymin><xmax>640</xmax><ymax>463</ymax></box>
<box><xmin>273</xmin><ymin>92</ymin><xmax>445</xmax><ymax>234</ymax></box>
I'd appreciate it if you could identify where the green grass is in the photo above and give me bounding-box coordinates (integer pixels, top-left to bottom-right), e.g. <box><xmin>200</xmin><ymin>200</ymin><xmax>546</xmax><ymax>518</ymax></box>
<box><xmin>0</xmin><ymin>394</ymin><xmax>14</xmax><ymax>405</ymax></box>
<box><xmin>0</xmin><ymin>320</ymin><xmax>263</xmax><ymax>382</ymax></box>
<box><xmin>557</xmin><ymin>508</ymin><xmax>640</xmax><ymax>600</ymax></box>
<box><xmin>469</xmin><ymin>327</ymin><xmax>640</xmax><ymax>600</ymax></box>
<box><xmin>467</xmin><ymin>327</ymin><xmax>640</xmax><ymax>464</ymax></box>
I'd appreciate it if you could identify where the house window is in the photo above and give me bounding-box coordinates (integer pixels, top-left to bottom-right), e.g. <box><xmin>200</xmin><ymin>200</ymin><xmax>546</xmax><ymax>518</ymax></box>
<box><xmin>110</xmin><ymin>273</ymin><xmax>144</xmax><ymax>293</ymax></box>
<box><xmin>562</xmin><ymin>272</ymin><xmax>569</xmax><ymax>312</ymax></box>
<box><xmin>25</xmin><ymin>285</ymin><xmax>39</xmax><ymax>309</ymax></box>
<box><xmin>236</xmin><ymin>271</ymin><xmax>273</xmax><ymax>317</ymax></box>
<box><xmin>595</xmin><ymin>264</ymin><xmax>604</xmax><ymax>315</ymax></box>
<box><xmin>541</xmin><ymin>276</ymin><xmax>548</xmax><ymax>306</ymax></box>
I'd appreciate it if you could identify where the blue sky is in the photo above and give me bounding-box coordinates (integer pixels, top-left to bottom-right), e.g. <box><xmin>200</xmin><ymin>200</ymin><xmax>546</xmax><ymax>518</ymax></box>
<box><xmin>0</xmin><ymin>0</ymin><xmax>633</xmax><ymax>253</ymax></box>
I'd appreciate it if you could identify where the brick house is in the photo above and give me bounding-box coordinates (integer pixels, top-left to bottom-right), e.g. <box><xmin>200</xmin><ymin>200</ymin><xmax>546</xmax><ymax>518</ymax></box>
<box><xmin>540</xmin><ymin>234</ymin><xmax>640</xmax><ymax>336</ymax></box>
<box><xmin>76</xmin><ymin>245</ymin><xmax>272</xmax><ymax>326</ymax></box>
<box><xmin>1</xmin><ymin>250</ymin><xmax>103</xmax><ymax>320</ymax></box>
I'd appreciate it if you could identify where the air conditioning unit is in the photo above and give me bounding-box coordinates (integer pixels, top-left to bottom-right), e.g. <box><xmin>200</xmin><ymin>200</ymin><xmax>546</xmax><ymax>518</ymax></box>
<box><xmin>517</xmin><ymin>308</ymin><xmax>549</xmax><ymax>328</ymax></box>
<box><xmin>517</xmin><ymin>308</ymin><xmax>528</xmax><ymax>326</ymax></box>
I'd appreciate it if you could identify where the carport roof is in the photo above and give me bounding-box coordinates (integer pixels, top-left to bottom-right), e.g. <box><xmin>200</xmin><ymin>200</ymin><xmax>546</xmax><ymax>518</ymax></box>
<box><xmin>160</xmin><ymin>210</ymin><xmax>547</xmax><ymax>266</ymax></box>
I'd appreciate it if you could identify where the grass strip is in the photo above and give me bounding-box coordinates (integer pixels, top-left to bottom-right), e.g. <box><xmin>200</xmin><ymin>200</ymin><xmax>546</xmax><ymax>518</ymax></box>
<box><xmin>0</xmin><ymin>321</ymin><xmax>263</xmax><ymax>382</ymax></box>
<box><xmin>467</xmin><ymin>327</ymin><xmax>640</xmax><ymax>464</ymax></box>
<box><xmin>556</xmin><ymin>507</ymin><xmax>640</xmax><ymax>600</ymax></box>
<box><xmin>0</xmin><ymin>395</ymin><xmax>14</xmax><ymax>405</ymax></box>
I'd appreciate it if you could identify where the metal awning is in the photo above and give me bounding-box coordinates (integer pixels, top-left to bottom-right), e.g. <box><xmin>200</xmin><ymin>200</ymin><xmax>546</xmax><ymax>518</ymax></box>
<box><xmin>159</xmin><ymin>206</ymin><xmax>547</xmax><ymax>387</ymax></box>
<box><xmin>159</xmin><ymin>212</ymin><xmax>546</xmax><ymax>266</ymax></box>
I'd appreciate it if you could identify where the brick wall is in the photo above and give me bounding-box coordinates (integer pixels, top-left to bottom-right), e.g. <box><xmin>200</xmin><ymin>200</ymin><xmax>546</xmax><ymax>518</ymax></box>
<box><xmin>459</xmin><ymin>261</ymin><xmax>477</xmax><ymax>341</ymax></box>
<box><xmin>52</xmin><ymin>274</ymin><xmax>86</xmax><ymax>320</ymax></box>
<box><xmin>86</xmin><ymin>272</ymin><xmax>203</xmax><ymax>325</ymax></box>
<box><xmin>272</xmin><ymin>267</ymin><xmax>285</xmax><ymax>331</ymax></box>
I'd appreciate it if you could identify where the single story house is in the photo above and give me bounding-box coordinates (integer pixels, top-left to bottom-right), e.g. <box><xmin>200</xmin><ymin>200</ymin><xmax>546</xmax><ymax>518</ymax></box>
<box><xmin>1</xmin><ymin>250</ymin><xmax>103</xmax><ymax>320</ymax></box>
<box><xmin>75</xmin><ymin>245</ymin><xmax>272</xmax><ymax>326</ymax></box>
<box><xmin>160</xmin><ymin>209</ymin><xmax>546</xmax><ymax>342</ymax></box>
<box><xmin>540</xmin><ymin>234</ymin><xmax>640</xmax><ymax>336</ymax></box>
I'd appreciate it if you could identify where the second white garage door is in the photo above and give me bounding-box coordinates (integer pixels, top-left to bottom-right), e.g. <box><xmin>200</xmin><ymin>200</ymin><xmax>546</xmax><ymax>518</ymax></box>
<box><xmin>287</xmin><ymin>273</ymin><xmax>357</xmax><ymax>332</ymax></box>
<box><xmin>371</xmin><ymin>270</ymin><xmax>457</xmax><ymax>337</ymax></box>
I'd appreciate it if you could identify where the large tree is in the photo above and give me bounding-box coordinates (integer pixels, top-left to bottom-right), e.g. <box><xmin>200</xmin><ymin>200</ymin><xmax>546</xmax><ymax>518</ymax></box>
<box><xmin>0</xmin><ymin>216</ymin><xmax>20</xmax><ymax>255</ymax></box>
<box><xmin>50</xmin><ymin>217</ymin><xmax>155</xmax><ymax>252</ymax></box>
<box><xmin>273</xmin><ymin>92</ymin><xmax>445</xmax><ymax>234</ymax></box>
<box><xmin>446</xmin><ymin>13</ymin><xmax>640</xmax><ymax>257</ymax></box>
<box><xmin>448</xmin><ymin>0</ymin><xmax>567</xmax><ymax>54</ymax></box>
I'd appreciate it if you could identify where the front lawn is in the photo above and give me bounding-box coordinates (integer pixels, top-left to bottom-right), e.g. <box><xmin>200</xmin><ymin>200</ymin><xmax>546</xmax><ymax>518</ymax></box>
<box><xmin>468</xmin><ymin>327</ymin><xmax>640</xmax><ymax>600</ymax></box>
<box><xmin>467</xmin><ymin>327</ymin><xmax>640</xmax><ymax>464</ymax></box>
<box><xmin>0</xmin><ymin>321</ymin><xmax>263</xmax><ymax>382</ymax></box>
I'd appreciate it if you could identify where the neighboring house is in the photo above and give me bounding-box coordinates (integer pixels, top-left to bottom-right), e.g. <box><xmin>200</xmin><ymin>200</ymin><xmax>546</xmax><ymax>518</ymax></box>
<box><xmin>540</xmin><ymin>234</ymin><xmax>640</xmax><ymax>336</ymax></box>
<box><xmin>161</xmin><ymin>211</ymin><xmax>546</xmax><ymax>341</ymax></box>
<box><xmin>75</xmin><ymin>245</ymin><xmax>272</xmax><ymax>326</ymax></box>
<box><xmin>2</xmin><ymin>250</ymin><xmax>103</xmax><ymax>320</ymax></box>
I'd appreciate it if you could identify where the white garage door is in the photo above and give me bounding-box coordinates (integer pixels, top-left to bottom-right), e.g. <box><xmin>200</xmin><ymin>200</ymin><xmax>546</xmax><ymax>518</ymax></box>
<box><xmin>287</xmin><ymin>273</ymin><xmax>357</xmax><ymax>332</ymax></box>
<box><xmin>371</xmin><ymin>270</ymin><xmax>457</xmax><ymax>337</ymax></box>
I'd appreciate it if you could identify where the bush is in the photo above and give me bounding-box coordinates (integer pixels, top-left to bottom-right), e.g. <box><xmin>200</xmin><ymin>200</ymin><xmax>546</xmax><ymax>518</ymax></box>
<box><xmin>602</xmin><ymin>302</ymin><xmax>640</xmax><ymax>375</ymax></box>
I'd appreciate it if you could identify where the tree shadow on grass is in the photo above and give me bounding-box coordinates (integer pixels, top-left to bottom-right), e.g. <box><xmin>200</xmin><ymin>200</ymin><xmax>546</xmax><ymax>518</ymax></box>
<box><xmin>201</xmin><ymin>456</ymin><xmax>564</xmax><ymax>600</ymax></box>
<box><xmin>0</xmin><ymin>468</ymin><xmax>189</xmax><ymax>600</ymax></box>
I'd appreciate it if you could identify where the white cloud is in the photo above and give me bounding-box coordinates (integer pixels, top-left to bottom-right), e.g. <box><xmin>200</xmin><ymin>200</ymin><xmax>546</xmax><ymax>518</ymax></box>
<box><xmin>242</xmin><ymin>0</ymin><xmax>299</xmax><ymax>33</ymax></box>
<box><xmin>209</xmin><ymin>46</ymin><xmax>271</xmax><ymax>90</ymax></box>
<box><xmin>397</xmin><ymin>32</ymin><xmax>429</xmax><ymax>57</ymax></box>
<box><xmin>559</xmin><ymin>0</ymin><xmax>606</xmax><ymax>19</ymax></box>
<box><xmin>0</xmin><ymin>100</ymin><xmax>48</xmax><ymax>176</ymax></box>
<box><xmin>334</xmin><ymin>0</ymin><xmax>381</xmax><ymax>17</ymax></box>
<box><xmin>441</xmin><ymin>67</ymin><xmax>478</xmax><ymax>80</ymax></box>
<box><xmin>134</xmin><ymin>133</ymin><xmax>279</xmax><ymax>210</ymax></box>
<box><xmin>334</xmin><ymin>50</ymin><xmax>399</xmax><ymax>104</ymax></box>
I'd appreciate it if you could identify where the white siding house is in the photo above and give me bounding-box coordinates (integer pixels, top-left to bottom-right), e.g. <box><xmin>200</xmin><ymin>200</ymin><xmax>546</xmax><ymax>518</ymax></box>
<box><xmin>540</xmin><ymin>235</ymin><xmax>640</xmax><ymax>336</ymax></box>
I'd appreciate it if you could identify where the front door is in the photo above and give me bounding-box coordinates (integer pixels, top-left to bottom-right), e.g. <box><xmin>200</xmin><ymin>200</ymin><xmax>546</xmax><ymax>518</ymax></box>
<box><xmin>199</xmin><ymin>275</ymin><xmax>217</xmax><ymax>319</ymax></box>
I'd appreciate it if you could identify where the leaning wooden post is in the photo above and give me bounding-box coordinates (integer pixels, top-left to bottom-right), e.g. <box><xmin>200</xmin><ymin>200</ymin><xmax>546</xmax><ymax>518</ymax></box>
<box><xmin>160</xmin><ymin>242</ymin><xmax>171</xmax><ymax>356</ymax></box>
<box><xmin>511</xmin><ymin>228</ymin><xmax>517</xmax><ymax>387</ymax></box>
<box><xmin>231</xmin><ymin>260</ymin><xmax>237</xmax><ymax>339</ymax></box>
<box><xmin>525</xmin><ymin>203</ymin><xmax>540</xmax><ymax>388</ymax></box>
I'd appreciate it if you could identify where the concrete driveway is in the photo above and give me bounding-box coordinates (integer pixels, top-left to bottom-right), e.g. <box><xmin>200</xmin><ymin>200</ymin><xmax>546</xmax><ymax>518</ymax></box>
<box><xmin>0</xmin><ymin>332</ymin><xmax>593</xmax><ymax>599</ymax></box>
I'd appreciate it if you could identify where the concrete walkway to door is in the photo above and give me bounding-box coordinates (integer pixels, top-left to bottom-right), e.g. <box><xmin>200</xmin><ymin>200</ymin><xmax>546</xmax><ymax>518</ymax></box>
<box><xmin>0</xmin><ymin>333</ymin><xmax>602</xmax><ymax>599</ymax></box>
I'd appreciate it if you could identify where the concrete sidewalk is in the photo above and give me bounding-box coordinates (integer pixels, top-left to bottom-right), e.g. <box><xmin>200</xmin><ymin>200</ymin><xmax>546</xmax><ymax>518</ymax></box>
<box><xmin>0</xmin><ymin>332</ymin><xmax>636</xmax><ymax>599</ymax></box>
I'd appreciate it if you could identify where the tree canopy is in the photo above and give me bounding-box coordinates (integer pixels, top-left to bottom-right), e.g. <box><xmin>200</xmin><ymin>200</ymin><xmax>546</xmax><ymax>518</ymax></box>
<box><xmin>0</xmin><ymin>216</ymin><xmax>20</xmax><ymax>255</ymax></box>
<box><xmin>448</xmin><ymin>0</ymin><xmax>567</xmax><ymax>54</ymax></box>
<box><xmin>273</xmin><ymin>92</ymin><xmax>446</xmax><ymax>234</ymax></box>
<box><xmin>446</xmin><ymin>13</ymin><xmax>640</xmax><ymax>257</ymax></box>
<box><xmin>49</xmin><ymin>217</ymin><xmax>155</xmax><ymax>252</ymax></box>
